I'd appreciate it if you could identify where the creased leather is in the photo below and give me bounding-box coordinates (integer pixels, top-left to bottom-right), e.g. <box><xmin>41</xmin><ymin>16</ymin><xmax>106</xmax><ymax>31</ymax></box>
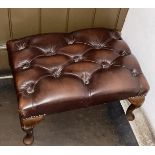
<box><xmin>6</xmin><ymin>28</ymin><xmax>150</xmax><ymax>118</ymax></box>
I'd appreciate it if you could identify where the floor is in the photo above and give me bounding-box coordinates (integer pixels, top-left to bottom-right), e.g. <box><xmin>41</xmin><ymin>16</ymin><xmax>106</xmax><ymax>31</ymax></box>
<box><xmin>121</xmin><ymin>100</ymin><xmax>155</xmax><ymax>146</ymax></box>
<box><xmin>0</xmin><ymin>79</ymin><xmax>138</xmax><ymax>146</ymax></box>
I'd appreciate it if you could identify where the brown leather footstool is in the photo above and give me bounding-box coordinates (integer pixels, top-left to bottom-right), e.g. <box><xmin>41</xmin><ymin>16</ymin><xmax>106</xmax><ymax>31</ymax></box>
<box><xmin>6</xmin><ymin>28</ymin><xmax>149</xmax><ymax>145</ymax></box>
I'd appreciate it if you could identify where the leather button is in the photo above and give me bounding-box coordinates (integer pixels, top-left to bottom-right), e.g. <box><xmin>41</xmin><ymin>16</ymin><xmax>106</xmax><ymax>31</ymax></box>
<box><xmin>73</xmin><ymin>56</ymin><xmax>83</xmax><ymax>62</ymax></box>
<box><xmin>81</xmin><ymin>72</ymin><xmax>91</xmax><ymax>85</ymax></box>
<box><xmin>65</xmin><ymin>37</ymin><xmax>75</xmax><ymax>45</ymax></box>
<box><xmin>20</xmin><ymin>81</ymin><xmax>35</xmax><ymax>95</ymax></box>
<box><xmin>45</xmin><ymin>49</ymin><xmax>56</xmax><ymax>56</ymax></box>
<box><xmin>20</xmin><ymin>61</ymin><xmax>30</xmax><ymax>70</ymax></box>
<box><xmin>131</xmin><ymin>68</ymin><xmax>139</xmax><ymax>77</ymax></box>
<box><xmin>26</xmin><ymin>85</ymin><xmax>34</xmax><ymax>94</ymax></box>
<box><xmin>101</xmin><ymin>60</ymin><xmax>111</xmax><ymax>69</ymax></box>
<box><xmin>119</xmin><ymin>50</ymin><xmax>128</xmax><ymax>56</ymax></box>
<box><xmin>16</xmin><ymin>42</ymin><xmax>26</xmax><ymax>50</ymax></box>
<box><xmin>68</xmin><ymin>40</ymin><xmax>75</xmax><ymax>45</ymax></box>
<box><xmin>49</xmin><ymin>66</ymin><xmax>62</xmax><ymax>78</ymax></box>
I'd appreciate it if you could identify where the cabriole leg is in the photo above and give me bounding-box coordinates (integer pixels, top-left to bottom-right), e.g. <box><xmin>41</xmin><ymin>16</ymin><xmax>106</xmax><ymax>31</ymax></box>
<box><xmin>126</xmin><ymin>96</ymin><xmax>145</xmax><ymax>121</ymax></box>
<box><xmin>20</xmin><ymin>115</ymin><xmax>45</xmax><ymax>145</ymax></box>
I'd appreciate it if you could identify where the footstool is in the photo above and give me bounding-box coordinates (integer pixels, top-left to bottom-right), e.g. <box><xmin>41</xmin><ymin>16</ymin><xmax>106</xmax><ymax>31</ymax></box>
<box><xmin>6</xmin><ymin>28</ymin><xmax>149</xmax><ymax>145</ymax></box>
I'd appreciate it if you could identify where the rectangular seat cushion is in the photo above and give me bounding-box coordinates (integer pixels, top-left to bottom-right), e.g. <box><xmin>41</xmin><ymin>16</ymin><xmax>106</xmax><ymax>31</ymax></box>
<box><xmin>6</xmin><ymin>28</ymin><xmax>149</xmax><ymax>118</ymax></box>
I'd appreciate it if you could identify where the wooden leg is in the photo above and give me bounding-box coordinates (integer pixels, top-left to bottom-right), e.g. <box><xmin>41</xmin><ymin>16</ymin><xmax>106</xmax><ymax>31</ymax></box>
<box><xmin>20</xmin><ymin>115</ymin><xmax>45</xmax><ymax>145</ymax></box>
<box><xmin>126</xmin><ymin>96</ymin><xmax>145</xmax><ymax>121</ymax></box>
<box><xmin>23</xmin><ymin>128</ymin><xmax>34</xmax><ymax>145</ymax></box>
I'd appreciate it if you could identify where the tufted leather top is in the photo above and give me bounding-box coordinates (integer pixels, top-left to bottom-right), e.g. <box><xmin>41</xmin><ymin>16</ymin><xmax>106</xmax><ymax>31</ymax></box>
<box><xmin>7</xmin><ymin>28</ymin><xmax>149</xmax><ymax>118</ymax></box>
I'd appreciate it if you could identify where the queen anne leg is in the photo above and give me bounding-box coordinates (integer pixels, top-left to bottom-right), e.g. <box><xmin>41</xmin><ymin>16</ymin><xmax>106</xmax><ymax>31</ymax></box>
<box><xmin>126</xmin><ymin>96</ymin><xmax>145</xmax><ymax>121</ymax></box>
<box><xmin>20</xmin><ymin>115</ymin><xmax>45</xmax><ymax>145</ymax></box>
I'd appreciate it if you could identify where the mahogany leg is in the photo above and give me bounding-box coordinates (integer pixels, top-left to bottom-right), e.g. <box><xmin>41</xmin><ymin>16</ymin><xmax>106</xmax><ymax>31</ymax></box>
<box><xmin>20</xmin><ymin>115</ymin><xmax>45</xmax><ymax>145</ymax></box>
<box><xmin>126</xmin><ymin>96</ymin><xmax>145</xmax><ymax>121</ymax></box>
<box><xmin>22</xmin><ymin>127</ymin><xmax>34</xmax><ymax>145</ymax></box>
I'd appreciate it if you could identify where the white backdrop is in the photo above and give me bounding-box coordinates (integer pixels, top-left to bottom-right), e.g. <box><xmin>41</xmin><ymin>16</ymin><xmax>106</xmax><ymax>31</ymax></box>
<box><xmin>122</xmin><ymin>8</ymin><xmax>155</xmax><ymax>134</ymax></box>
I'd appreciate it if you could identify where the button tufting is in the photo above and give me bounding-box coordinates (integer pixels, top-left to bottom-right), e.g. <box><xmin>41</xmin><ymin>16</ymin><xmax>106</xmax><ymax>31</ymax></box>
<box><xmin>6</xmin><ymin>28</ymin><xmax>150</xmax><ymax>122</ymax></box>
<box><xmin>49</xmin><ymin>66</ymin><xmax>62</xmax><ymax>78</ymax></box>
<box><xmin>89</xmin><ymin>41</ymin><xmax>106</xmax><ymax>49</ymax></box>
<box><xmin>65</xmin><ymin>37</ymin><xmax>75</xmax><ymax>45</ymax></box>
<box><xmin>101</xmin><ymin>60</ymin><xmax>111</xmax><ymax>69</ymax></box>
<box><xmin>111</xmin><ymin>31</ymin><xmax>122</xmax><ymax>40</ymax></box>
<box><xmin>45</xmin><ymin>50</ymin><xmax>56</xmax><ymax>56</ymax></box>
<box><xmin>16</xmin><ymin>42</ymin><xmax>26</xmax><ymax>51</ymax></box>
<box><xmin>45</xmin><ymin>47</ymin><xmax>56</xmax><ymax>56</ymax></box>
<box><xmin>119</xmin><ymin>50</ymin><xmax>128</xmax><ymax>56</ymax></box>
<box><xmin>131</xmin><ymin>68</ymin><xmax>139</xmax><ymax>77</ymax></box>
<box><xmin>20</xmin><ymin>81</ymin><xmax>35</xmax><ymax>95</ymax></box>
<box><xmin>19</xmin><ymin>60</ymin><xmax>30</xmax><ymax>70</ymax></box>
<box><xmin>68</xmin><ymin>40</ymin><xmax>75</xmax><ymax>45</ymax></box>
<box><xmin>81</xmin><ymin>72</ymin><xmax>91</xmax><ymax>85</ymax></box>
<box><xmin>73</xmin><ymin>55</ymin><xmax>83</xmax><ymax>62</ymax></box>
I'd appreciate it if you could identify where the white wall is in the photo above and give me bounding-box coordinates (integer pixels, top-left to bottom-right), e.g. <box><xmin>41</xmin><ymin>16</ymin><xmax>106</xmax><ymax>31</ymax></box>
<box><xmin>122</xmin><ymin>9</ymin><xmax>155</xmax><ymax>134</ymax></box>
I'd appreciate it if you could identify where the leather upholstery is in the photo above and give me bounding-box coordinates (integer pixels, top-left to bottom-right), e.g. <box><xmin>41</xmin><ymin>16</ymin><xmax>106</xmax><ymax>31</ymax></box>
<box><xmin>7</xmin><ymin>28</ymin><xmax>149</xmax><ymax>118</ymax></box>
